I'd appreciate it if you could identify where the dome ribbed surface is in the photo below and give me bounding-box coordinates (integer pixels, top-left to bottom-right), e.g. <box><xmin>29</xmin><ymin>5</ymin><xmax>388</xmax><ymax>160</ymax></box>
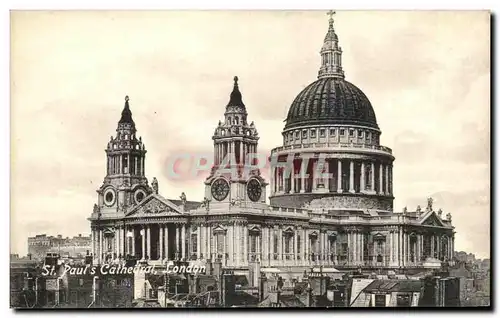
<box><xmin>285</xmin><ymin>78</ymin><xmax>378</xmax><ymax>129</ymax></box>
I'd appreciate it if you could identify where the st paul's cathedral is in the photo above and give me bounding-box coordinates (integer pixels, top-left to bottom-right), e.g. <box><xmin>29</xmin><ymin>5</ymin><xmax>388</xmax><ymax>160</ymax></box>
<box><xmin>88</xmin><ymin>13</ymin><xmax>456</xmax><ymax>278</ymax></box>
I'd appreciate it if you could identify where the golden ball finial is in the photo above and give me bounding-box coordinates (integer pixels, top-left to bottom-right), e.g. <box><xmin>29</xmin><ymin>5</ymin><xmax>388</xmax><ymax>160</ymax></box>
<box><xmin>125</xmin><ymin>95</ymin><xmax>129</xmax><ymax>102</ymax></box>
<box><xmin>234</xmin><ymin>76</ymin><xmax>238</xmax><ymax>84</ymax></box>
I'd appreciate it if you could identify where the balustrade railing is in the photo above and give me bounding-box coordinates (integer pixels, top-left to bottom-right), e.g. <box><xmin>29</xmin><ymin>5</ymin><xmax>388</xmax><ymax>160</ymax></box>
<box><xmin>272</xmin><ymin>142</ymin><xmax>393</xmax><ymax>154</ymax></box>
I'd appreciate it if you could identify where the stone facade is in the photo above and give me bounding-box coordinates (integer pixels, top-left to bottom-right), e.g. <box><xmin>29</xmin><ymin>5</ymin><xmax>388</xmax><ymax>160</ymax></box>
<box><xmin>88</xmin><ymin>15</ymin><xmax>455</xmax><ymax>275</ymax></box>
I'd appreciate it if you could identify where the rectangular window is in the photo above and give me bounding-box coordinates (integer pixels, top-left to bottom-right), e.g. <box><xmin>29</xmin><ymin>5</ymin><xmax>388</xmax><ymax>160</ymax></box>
<box><xmin>289</xmin><ymin>133</ymin><xmax>293</xmax><ymax>140</ymax></box>
<box><xmin>302</xmin><ymin>130</ymin><xmax>307</xmax><ymax>138</ymax></box>
<box><xmin>367</xmin><ymin>132</ymin><xmax>371</xmax><ymax>140</ymax></box>
<box><xmin>216</xmin><ymin>233</ymin><xmax>224</xmax><ymax>254</ymax></box>
<box><xmin>320</xmin><ymin>129</ymin><xmax>325</xmax><ymax>137</ymax></box>
<box><xmin>358</xmin><ymin>130</ymin><xmax>363</xmax><ymax>138</ymax></box>
<box><xmin>297</xmin><ymin>236</ymin><xmax>301</xmax><ymax>255</ymax></box>
<box><xmin>191</xmin><ymin>234</ymin><xmax>197</xmax><ymax>254</ymax></box>
<box><xmin>311</xmin><ymin>130</ymin><xmax>316</xmax><ymax>138</ymax></box>
<box><xmin>295</xmin><ymin>131</ymin><xmax>300</xmax><ymax>138</ymax></box>
<box><xmin>285</xmin><ymin>237</ymin><xmax>290</xmax><ymax>254</ymax></box>
<box><xmin>250</xmin><ymin>236</ymin><xmax>257</xmax><ymax>253</ymax></box>
<box><xmin>349</xmin><ymin>129</ymin><xmax>354</xmax><ymax>137</ymax></box>
<box><xmin>273</xmin><ymin>234</ymin><xmax>278</xmax><ymax>254</ymax></box>
<box><xmin>330</xmin><ymin>129</ymin><xmax>336</xmax><ymax>136</ymax></box>
<box><xmin>340</xmin><ymin>129</ymin><xmax>345</xmax><ymax>136</ymax></box>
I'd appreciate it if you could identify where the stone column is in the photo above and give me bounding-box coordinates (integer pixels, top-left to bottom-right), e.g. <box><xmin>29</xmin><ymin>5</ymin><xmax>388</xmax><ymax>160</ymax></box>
<box><xmin>431</xmin><ymin>235</ymin><xmax>435</xmax><ymax>258</ymax></box>
<box><xmin>181</xmin><ymin>224</ymin><xmax>186</xmax><ymax>260</ymax></box>
<box><xmin>393</xmin><ymin>231</ymin><xmax>397</xmax><ymax>264</ymax></box>
<box><xmin>368</xmin><ymin>162</ymin><xmax>374</xmax><ymax>193</ymax></box>
<box><xmin>325</xmin><ymin>160</ymin><xmax>330</xmax><ymax>191</ymax></box>
<box><xmin>278</xmin><ymin>227</ymin><xmax>283</xmax><ymax>262</ymax></box>
<box><xmin>360</xmin><ymin>161</ymin><xmax>365</xmax><ymax>192</ymax></box>
<box><xmin>235</xmin><ymin>224</ymin><xmax>240</xmax><ymax>265</ymax></box>
<box><xmin>165</xmin><ymin>225</ymin><xmax>169</xmax><ymax>261</ymax></box>
<box><xmin>385</xmin><ymin>165</ymin><xmax>390</xmax><ymax>194</ymax></box>
<box><xmin>337</xmin><ymin>160</ymin><xmax>342</xmax><ymax>193</ymax></box>
<box><xmin>197</xmin><ymin>226</ymin><xmax>201</xmax><ymax>260</ymax></box>
<box><xmin>300</xmin><ymin>160</ymin><xmax>306</xmax><ymax>193</ymax></box>
<box><xmin>98</xmin><ymin>230</ymin><xmax>103</xmax><ymax>263</ymax></box>
<box><xmin>207</xmin><ymin>226</ymin><xmax>212</xmax><ymax>261</ymax></box>
<box><xmin>146</xmin><ymin>225</ymin><xmax>151</xmax><ymax>260</ymax></box>
<box><xmin>290</xmin><ymin>166</ymin><xmax>295</xmax><ymax>193</ymax></box>
<box><xmin>176</xmin><ymin>225</ymin><xmax>180</xmax><ymax>259</ymax></box>
<box><xmin>399</xmin><ymin>228</ymin><xmax>403</xmax><ymax>266</ymax></box>
<box><xmin>159</xmin><ymin>225</ymin><xmax>163</xmax><ymax>261</ymax></box>
<box><xmin>91</xmin><ymin>229</ymin><xmax>95</xmax><ymax>258</ymax></box>
<box><xmin>388</xmin><ymin>231</ymin><xmax>393</xmax><ymax>265</ymax></box>
<box><xmin>379</xmin><ymin>163</ymin><xmax>384</xmax><ymax>195</ymax></box>
<box><xmin>352</xmin><ymin>232</ymin><xmax>357</xmax><ymax>264</ymax></box>
<box><xmin>240</xmin><ymin>141</ymin><xmax>243</xmax><ymax>164</ymax></box>
<box><xmin>294</xmin><ymin>229</ymin><xmax>298</xmax><ymax>264</ymax></box>
<box><xmin>114</xmin><ymin>228</ymin><xmax>119</xmax><ymax>259</ymax></box>
<box><xmin>243</xmin><ymin>225</ymin><xmax>248</xmax><ymax>264</ymax></box>
<box><xmin>141</xmin><ymin>226</ymin><xmax>146</xmax><ymax>260</ymax></box>
<box><xmin>349</xmin><ymin>160</ymin><xmax>355</xmax><ymax>193</ymax></box>
<box><xmin>347</xmin><ymin>231</ymin><xmax>351</xmax><ymax>263</ymax></box>
<box><xmin>281</xmin><ymin>168</ymin><xmax>287</xmax><ymax>193</ymax></box>
<box><xmin>362</xmin><ymin>233</ymin><xmax>366</xmax><ymax>265</ymax></box>
<box><xmin>304</xmin><ymin>230</ymin><xmax>309</xmax><ymax>263</ymax></box>
<box><xmin>312</xmin><ymin>160</ymin><xmax>318</xmax><ymax>190</ymax></box>
<box><xmin>131</xmin><ymin>227</ymin><xmax>135</xmax><ymax>257</ymax></box>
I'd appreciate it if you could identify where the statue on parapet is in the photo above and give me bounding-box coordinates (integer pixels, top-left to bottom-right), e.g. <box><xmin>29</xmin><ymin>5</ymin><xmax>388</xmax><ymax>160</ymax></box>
<box><xmin>426</xmin><ymin>197</ymin><xmax>434</xmax><ymax>212</ymax></box>
<box><xmin>180</xmin><ymin>192</ymin><xmax>187</xmax><ymax>205</ymax></box>
<box><xmin>152</xmin><ymin>177</ymin><xmax>159</xmax><ymax>194</ymax></box>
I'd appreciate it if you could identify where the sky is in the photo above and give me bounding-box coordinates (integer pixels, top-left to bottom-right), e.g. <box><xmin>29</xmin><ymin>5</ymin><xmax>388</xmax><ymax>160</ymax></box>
<box><xmin>10</xmin><ymin>11</ymin><xmax>490</xmax><ymax>258</ymax></box>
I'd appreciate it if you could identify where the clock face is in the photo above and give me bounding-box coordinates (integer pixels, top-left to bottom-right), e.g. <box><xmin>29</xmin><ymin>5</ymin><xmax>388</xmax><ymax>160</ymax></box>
<box><xmin>134</xmin><ymin>189</ymin><xmax>147</xmax><ymax>204</ymax></box>
<box><xmin>104</xmin><ymin>188</ymin><xmax>116</xmax><ymax>206</ymax></box>
<box><xmin>211</xmin><ymin>178</ymin><xmax>230</xmax><ymax>201</ymax></box>
<box><xmin>247</xmin><ymin>179</ymin><xmax>262</xmax><ymax>202</ymax></box>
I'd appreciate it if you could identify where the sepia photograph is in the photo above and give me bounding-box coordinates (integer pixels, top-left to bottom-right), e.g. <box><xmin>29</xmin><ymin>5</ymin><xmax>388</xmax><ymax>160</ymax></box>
<box><xmin>9</xmin><ymin>10</ymin><xmax>491</xmax><ymax>309</ymax></box>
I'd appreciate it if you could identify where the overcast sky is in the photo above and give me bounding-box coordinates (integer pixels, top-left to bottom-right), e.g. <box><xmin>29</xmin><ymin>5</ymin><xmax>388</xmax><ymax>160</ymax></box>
<box><xmin>10</xmin><ymin>11</ymin><xmax>490</xmax><ymax>258</ymax></box>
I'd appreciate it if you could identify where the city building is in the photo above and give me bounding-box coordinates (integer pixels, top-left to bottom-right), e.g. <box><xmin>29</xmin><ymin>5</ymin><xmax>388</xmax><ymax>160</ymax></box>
<box><xmin>88</xmin><ymin>13</ymin><xmax>455</xmax><ymax>277</ymax></box>
<box><xmin>28</xmin><ymin>234</ymin><xmax>91</xmax><ymax>261</ymax></box>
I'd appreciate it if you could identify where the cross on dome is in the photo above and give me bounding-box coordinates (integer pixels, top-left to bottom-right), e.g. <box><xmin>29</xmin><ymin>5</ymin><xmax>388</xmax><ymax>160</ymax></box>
<box><xmin>327</xmin><ymin>10</ymin><xmax>336</xmax><ymax>20</ymax></box>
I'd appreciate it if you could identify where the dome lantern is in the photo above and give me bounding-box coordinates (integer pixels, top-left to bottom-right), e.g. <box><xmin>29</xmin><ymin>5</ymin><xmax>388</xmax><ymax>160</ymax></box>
<box><xmin>318</xmin><ymin>10</ymin><xmax>345</xmax><ymax>80</ymax></box>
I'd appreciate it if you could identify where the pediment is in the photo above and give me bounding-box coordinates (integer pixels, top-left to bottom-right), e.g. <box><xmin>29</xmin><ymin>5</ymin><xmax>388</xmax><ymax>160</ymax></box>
<box><xmin>327</xmin><ymin>230</ymin><xmax>338</xmax><ymax>237</ymax></box>
<box><xmin>419</xmin><ymin>211</ymin><xmax>445</xmax><ymax>227</ymax></box>
<box><xmin>212</xmin><ymin>225</ymin><xmax>226</xmax><ymax>234</ymax></box>
<box><xmin>125</xmin><ymin>194</ymin><xmax>182</xmax><ymax>217</ymax></box>
<box><xmin>372</xmin><ymin>232</ymin><xmax>386</xmax><ymax>240</ymax></box>
<box><xmin>309</xmin><ymin>231</ymin><xmax>319</xmax><ymax>238</ymax></box>
<box><xmin>249</xmin><ymin>225</ymin><xmax>261</xmax><ymax>233</ymax></box>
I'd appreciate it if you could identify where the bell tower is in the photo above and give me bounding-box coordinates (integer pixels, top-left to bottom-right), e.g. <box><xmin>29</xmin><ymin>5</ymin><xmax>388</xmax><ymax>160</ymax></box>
<box><xmin>204</xmin><ymin>77</ymin><xmax>267</xmax><ymax>208</ymax></box>
<box><xmin>94</xmin><ymin>96</ymin><xmax>152</xmax><ymax>218</ymax></box>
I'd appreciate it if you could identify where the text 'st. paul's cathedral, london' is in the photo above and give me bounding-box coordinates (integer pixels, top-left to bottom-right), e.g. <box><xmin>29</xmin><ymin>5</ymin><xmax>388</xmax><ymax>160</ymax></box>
<box><xmin>88</xmin><ymin>13</ymin><xmax>455</xmax><ymax>278</ymax></box>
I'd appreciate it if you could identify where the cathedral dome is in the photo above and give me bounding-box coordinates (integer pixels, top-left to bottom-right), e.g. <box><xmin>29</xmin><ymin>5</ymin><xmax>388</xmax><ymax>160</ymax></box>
<box><xmin>284</xmin><ymin>12</ymin><xmax>378</xmax><ymax>131</ymax></box>
<box><xmin>284</xmin><ymin>77</ymin><xmax>378</xmax><ymax>130</ymax></box>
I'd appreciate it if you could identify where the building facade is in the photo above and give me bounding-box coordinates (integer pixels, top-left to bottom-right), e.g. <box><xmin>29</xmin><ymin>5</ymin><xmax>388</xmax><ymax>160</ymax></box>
<box><xmin>88</xmin><ymin>14</ymin><xmax>455</xmax><ymax>275</ymax></box>
<box><xmin>27</xmin><ymin>234</ymin><xmax>91</xmax><ymax>260</ymax></box>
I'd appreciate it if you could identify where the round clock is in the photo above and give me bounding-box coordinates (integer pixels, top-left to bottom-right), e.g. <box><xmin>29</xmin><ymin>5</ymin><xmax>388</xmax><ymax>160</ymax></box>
<box><xmin>134</xmin><ymin>189</ymin><xmax>147</xmax><ymax>204</ymax></box>
<box><xmin>104</xmin><ymin>188</ymin><xmax>116</xmax><ymax>206</ymax></box>
<box><xmin>211</xmin><ymin>178</ymin><xmax>230</xmax><ymax>201</ymax></box>
<box><xmin>247</xmin><ymin>179</ymin><xmax>262</xmax><ymax>202</ymax></box>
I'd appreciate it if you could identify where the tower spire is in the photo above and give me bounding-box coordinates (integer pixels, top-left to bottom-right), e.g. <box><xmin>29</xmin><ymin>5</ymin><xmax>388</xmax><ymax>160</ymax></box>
<box><xmin>118</xmin><ymin>95</ymin><xmax>135</xmax><ymax>126</ymax></box>
<box><xmin>318</xmin><ymin>10</ymin><xmax>345</xmax><ymax>79</ymax></box>
<box><xmin>227</xmin><ymin>76</ymin><xmax>245</xmax><ymax>108</ymax></box>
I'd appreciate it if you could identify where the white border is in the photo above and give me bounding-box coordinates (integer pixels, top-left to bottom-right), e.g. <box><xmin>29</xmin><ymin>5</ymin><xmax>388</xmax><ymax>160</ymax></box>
<box><xmin>2</xmin><ymin>0</ymin><xmax>497</xmax><ymax>316</ymax></box>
